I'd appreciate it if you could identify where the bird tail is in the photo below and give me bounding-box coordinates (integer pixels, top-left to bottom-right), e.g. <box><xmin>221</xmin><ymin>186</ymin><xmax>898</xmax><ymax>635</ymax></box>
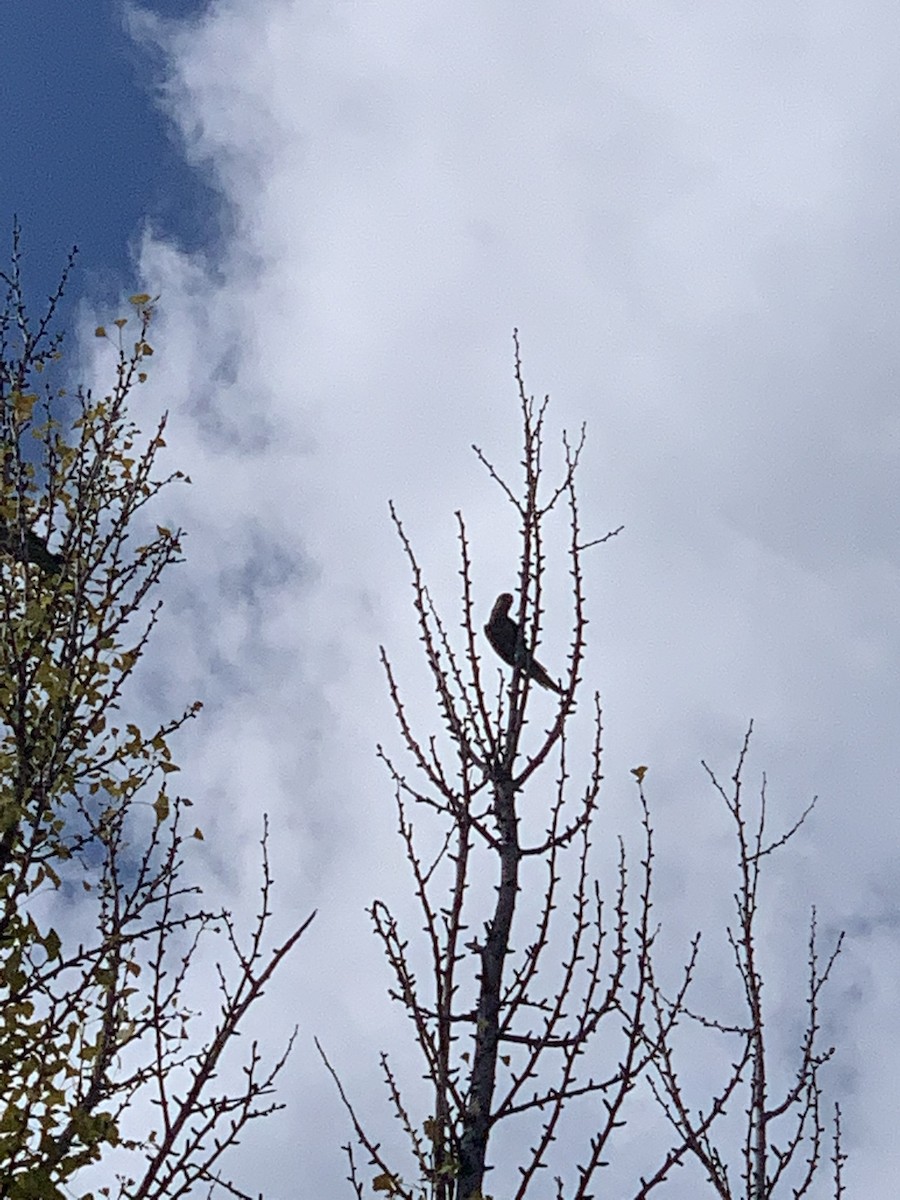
<box><xmin>530</xmin><ymin>664</ymin><xmax>564</xmax><ymax>694</ymax></box>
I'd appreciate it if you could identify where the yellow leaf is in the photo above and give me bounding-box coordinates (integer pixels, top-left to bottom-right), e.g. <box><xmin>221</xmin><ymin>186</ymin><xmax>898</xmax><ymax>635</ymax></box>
<box><xmin>153</xmin><ymin>792</ymin><xmax>170</xmax><ymax>823</ymax></box>
<box><xmin>43</xmin><ymin>928</ymin><xmax>61</xmax><ymax>961</ymax></box>
<box><xmin>192</xmin><ymin>827</ymin><xmax>204</xmax><ymax>840</ymax></box>
<box><xmin>631</xmin><ymin>765</ymin><xmax>648</xmax><ymax>783</ymax></box>
<box><xmin>12</xmin><ymin>391</ymin><xmax>38</xmax><ymax>421</ymax></box>
<box><xmin>95</xmin><ymin>326</ymin><xmax>106</xmax><ymax>338</ymax></box>
<box><xmin>114</xmin><ymin>317</ymin><xmax>127</xmax><ymax>329</ymax></box>
<box><xmin>130</xmin><ymin>293</ymin><xmax>151</xmax><ymax>305</ymax></box>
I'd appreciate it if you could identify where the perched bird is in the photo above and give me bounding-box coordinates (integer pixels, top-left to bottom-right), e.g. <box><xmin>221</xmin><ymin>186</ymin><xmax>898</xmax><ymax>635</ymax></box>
<box><xmin>484</xmin><ymin>592</ymin><xmax>564</xmax><ymax>694</ymax></box>
<box><xmin>0</xmin><ymin>522</ymin><xmax>64</xmax><ymax>576</ymax></box>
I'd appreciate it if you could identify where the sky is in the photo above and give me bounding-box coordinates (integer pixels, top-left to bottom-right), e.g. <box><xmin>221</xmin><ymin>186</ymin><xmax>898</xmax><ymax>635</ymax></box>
<box><xmin>5</xmin><ymin>0</ymin><xmax>900</xmax><ymax>1195</ymax></box>
<box><xmin>0</xmin><ymin>0</ymin><xmax>213</xmax><ymax>310</ymax></box>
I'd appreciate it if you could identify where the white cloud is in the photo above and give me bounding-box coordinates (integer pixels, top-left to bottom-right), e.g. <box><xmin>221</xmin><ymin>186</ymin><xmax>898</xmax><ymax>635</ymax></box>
<box><xmin>93</xmin><ymin>0</ymin><xmax>900</xmax><ymax>1192</ymax></box>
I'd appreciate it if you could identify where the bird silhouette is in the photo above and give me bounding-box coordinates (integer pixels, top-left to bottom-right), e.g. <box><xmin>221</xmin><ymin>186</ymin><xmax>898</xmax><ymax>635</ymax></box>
<box><xmin>484</xmin><ymin>592</ymin><xmax>563</xmax><ymax>694</ymax></box>
<box><xmin>0</xmin><ymin>522</ymin><xmax>64</xmax><ymax>576</ymax></box>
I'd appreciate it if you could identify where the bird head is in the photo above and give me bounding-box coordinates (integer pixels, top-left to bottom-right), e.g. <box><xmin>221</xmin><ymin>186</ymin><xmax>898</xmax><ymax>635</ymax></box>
<box><xmin>491</xmin><ymin>593</ymin><xmax>514</xmax><ymax>621</ymax></box>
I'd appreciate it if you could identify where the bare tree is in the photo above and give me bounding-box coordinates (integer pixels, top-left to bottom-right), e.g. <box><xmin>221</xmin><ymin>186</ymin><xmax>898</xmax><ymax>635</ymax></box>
<box><xmin>320</xmin><ymin>334</ymin><xmax>658</xmax><ymax>1200</ymax></box>
<box><xmin>639</xmin><ymin>727</ymin><xmax>845</xmax><ymax>1200</ymax></box>
<box><xmin>321</xmin><ymin>336</ymin><xmax>845</xmax><ymax>1200</ymax></box>
<box><xmin>0</xmin><ymin>227</ymin><xmax>311</xmax><ymax>1200</ymax></box>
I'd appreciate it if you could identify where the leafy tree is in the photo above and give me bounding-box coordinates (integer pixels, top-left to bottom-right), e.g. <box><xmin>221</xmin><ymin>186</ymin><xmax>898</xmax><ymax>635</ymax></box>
<box><xmin>320</xmin><ymin>335</ymin><xmax>846</xmax><ymax>1200</ymax></box>
<box><xmin>0</xmin><ymin>227</ymin><xmax>312</xmax><ymax>1200</ymax></box>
